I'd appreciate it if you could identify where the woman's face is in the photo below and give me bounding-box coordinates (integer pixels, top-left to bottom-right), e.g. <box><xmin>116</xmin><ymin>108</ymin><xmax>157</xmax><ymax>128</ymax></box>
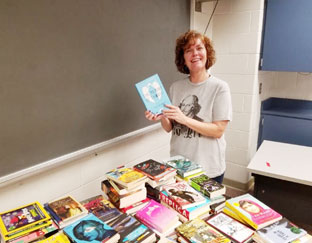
<box><xmin>242</xmin><ymin>202</ymin><xmax>261</xmax><ymax>214</ymax></box>
<box><xmin>183</xmin><ymin>38</ymin><xmax>207</xmax><ymax>73</ymax></box>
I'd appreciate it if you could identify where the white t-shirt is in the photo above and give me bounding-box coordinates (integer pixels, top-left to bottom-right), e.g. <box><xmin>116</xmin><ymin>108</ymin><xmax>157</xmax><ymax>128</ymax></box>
<box><xmin>169</xmin><ymin>75</ymin><xmax>232</xmax><ymax>177</ymax></box>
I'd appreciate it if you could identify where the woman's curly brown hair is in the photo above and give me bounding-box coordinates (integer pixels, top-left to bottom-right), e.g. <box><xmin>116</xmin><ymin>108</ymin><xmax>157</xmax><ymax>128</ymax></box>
<box><xmin>175</xmin><ymin>30</ymin><xmax>216</xmax><ymax>74</ymax></box>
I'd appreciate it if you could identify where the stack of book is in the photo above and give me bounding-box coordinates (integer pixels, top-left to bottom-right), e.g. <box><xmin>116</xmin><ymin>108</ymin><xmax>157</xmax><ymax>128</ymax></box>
<box><xmin>102</xmin><ymin>166</ymin><xmax>148</xmax><ymax>213</ymax></box>
<box><xmin>163</xmin><ymin>155</ymin><xmax>204</xmax><ymax>182</ymax></box>
<box><xmin>63</xmin><ymin>213</ymin><xmax>120</xmax><ymax>243</ymax></box>
<box><xmin>0</xmin><ymin>201</ymin><xmax>56</xmax><ymax>243</ymax></box>
<box><xmin>44</xmin><ymin>195</ymin><xmax>88</xmax><ymax>229</ymax></box>
<box><xmin>133</xmin><ymin>159</ymin><xmax>177</xmax><ymax>188</ymax></box>
<box><xmin>160</xmin><ymin>181</ymin><xmax>214</xmax><ymax>222</ymax></box>
<box><xmin>135</xmin><ymin>199</ymin><xmax>181</xmax><ymax>239</ymax></box>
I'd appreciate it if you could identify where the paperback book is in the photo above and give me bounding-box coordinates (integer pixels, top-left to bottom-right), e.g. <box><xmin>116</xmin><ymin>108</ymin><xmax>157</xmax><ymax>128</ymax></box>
<box><xmin>190</xmin><ymin>174</ymin><xmax>226</xmax><ymax>199</ymax></box>
<box><xmin>133</xmin><ymin>159</ymin><xmax>176</xmax><ymax>182</ymax></box>
<box><xmin>105</xmin><ymin>166</ymin><xmax>147</xmax><ymax>190</ymax></box>
<box><xmin>106</xmin><ymin>213</ymin><xmax>156</xmax><ymax>243</ymax></box>
<box><xmin>252</xmin><ymin>218</ymin><xmax>307</xmax><ymax>243</ymax></box>
<box><xmin>175</xmin><ymin>217</ymin><xmax>231</xmax><ymax>243</ymax></box>
<box><xmin>36</xmin><ymin>231</ymin><xmax>71</xmax><ymax>243</ymax></box>
<box><xmin>163</xmin><ymin>155</ymin><xmax>202</xmax><ymax>178</ymax></box>
<box><xmin>45</xmin><ymin>195</ymin><xmax>88</xmax><ymax>228</ymax></box>
<box><xmin>135</xmin><ymin>199</ymin><xmax>179</xmax><ymax>234</ymax></box>
<box><xmin>225</xmin><ymin>193</ymin><xmax>282</xmax><ymax>230</ymax></box>
<box><xmin>0</xmin><ymin>201</ymin><xmax>51</xmax><ymax>241</ymax></box>
<box><xmin>206</xmin><ymin>212</ymin><xmax>254</xmax><ymax>243</ymax></box>
<box><xmin>162</xmin><ymin>181</ymin><xmax>206</xmax><ymax>209</ymax></box>
<box><xmin>135</xmin><ymin>73</ymin><xmax>171</xmax><ymax>115</ymax></box>
<box><xmin>80</xmin><ymin>194</ymin><xmax>121</xmax><ymax>223</ymax></box>
<box><xmin>63</xmin><ymin>213</ymin><xmax>120</xmax><ymax>243</ymax></box>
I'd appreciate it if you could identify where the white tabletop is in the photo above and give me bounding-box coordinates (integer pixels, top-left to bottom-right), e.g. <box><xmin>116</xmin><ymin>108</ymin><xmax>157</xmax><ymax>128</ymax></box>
<box><xmin>247</xmin><ymin>140</ymin><xmax>312</xmax><ymax>186</ymax></box>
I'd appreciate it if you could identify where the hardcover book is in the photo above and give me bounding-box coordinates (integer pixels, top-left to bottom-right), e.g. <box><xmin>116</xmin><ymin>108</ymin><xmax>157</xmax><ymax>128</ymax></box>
<box><xmin>63</xmin><ymin>213</ymin><xmax>120</xmax><ymax>243</ymax></box>
<box><xmin>252</xmin><ymin>218</ymin><xmax>307</xmax><ymax>243</ymax></box>
<box><xmin>225</xmin><ymin>193</ymin><xmax>282</xmax><ymax>230</ymax></box>
<box><xmin>106</xmin><ymin>213</ymin><xmax>156</xmax><ymax>243</ymax></box>
<box><xmin>206</xmin><ymin>212</ymin><xmax>254</xmax><ymax>243</ymax></box>
<box><xmin>175</xmin><ymin>217</ymin><xmax>231</xmax><ymax>243</ymax></box>
<box><xmin>0</xmin><ymin>201</ymin><xmax>51</xmax><ymax>241</ymax></box>
<box><xmin>163</xmin><ymin>155</ymin><xmax>202</xmax><ymax>178</ymax></box>
<box><xmin>80</xmin><ymin>194</ymin><xmax>121</xmax><ymax>223</ymax></box>
<box><xmin>133</xmin><ymin>159</ymin><xmax>176</xmax><ymax>182</ymax></box>
<box><xmin>159</xmin><ymin>190</ymin><xmax>211</xmax><ymax>221</ymax></box>
<box><xmin>162</xmin><ymin>181</ymin><xmax>206</xmax><ymax>209</ymax></box>
<box><xmin>135</xmin><ymin>199</ymin><xmax>179</xmax><ymax>234</ymax></box>
<box><xmin>105</xmin><ymin>166</ymin><xmax>147</xmax><ymax>190</ymax></box>
<box><xmin>46</xmin><ymin>195</ymin><xmax>88</xmax><ymax>228</ymax></box>
<box><xmin>135</xmin><ymin>73</ymin><xmax>171</xmax><ymax>115</ymax></box>
<box><xmin>190</xmin><ymin>174</ymin><xmax>226</xmax><ymax>199</ymax></box>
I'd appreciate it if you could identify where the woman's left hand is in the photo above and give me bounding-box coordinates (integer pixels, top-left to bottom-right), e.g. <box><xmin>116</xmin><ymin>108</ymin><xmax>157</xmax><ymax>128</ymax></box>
<box><xmin>162</xmin><ymin>104</ymin><xmax>188</xmax><ymax>125</ymax></box>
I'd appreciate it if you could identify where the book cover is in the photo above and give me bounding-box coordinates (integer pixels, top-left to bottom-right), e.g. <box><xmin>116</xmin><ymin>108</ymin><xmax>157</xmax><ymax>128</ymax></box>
<box><xmin>106</xmin><ymin>213</ymin><xmax>155</xmax><ymax>243</ymax></box>
<box><xmin>225</xmin><ymin>193</ymin><xmax>282</xmax><ymax>230</ymax></box>
<box><xmin>135</xmin><ymin>199</ymin><xmax>178</xmax><ymax>233</ymax></box>
<box><xmin>48</xmin><ymin>195</ymin><xmax>88</xmax><ymax>223</ymax></box>
<box><xmin>164</xmin><ymin>155</ymin><xmax>202</xmax><ymax>178</ymax></box>
<box><xmin>190</xmin><ymin>174</ymin><xmax>226</xmax><ymax>199</ymax></box>
<box><xmin>105</xmin><ymin>166</ymin><xmax>147</xmax><ymax>190</ymax></box>
<box><xmin>176</xmin><ymin>217</ymin><xmax>231</xmax><ymax>243</ymax></box>
<box><xmin>63</xmin><ymin>213</ymin><xmax>120</xmax><ymax>243</ymax></box>
<box><xmin>80</xmin><ymin>195</ymin><xmax>121</xmax><ymax>223</ymax></box>
<box><xmin>36</xmin><ymin>231</ymin><xmax>71</xmax><ymax>243</ymax></box>
<box><xmin>0</xmin><ymin>201</ymin><xmax>51</xmax><ymax>239</ymax></box>
<box><xmin>133</xmin><ymin>159</ymin><xmax>176</xmax><ymax>181</ymax></box>
<box><xmin>254</xmin><ymin>218</ymin><xmax>307</xmax><ymax>243</ymax></box>
<box><xmin>135</xmin><ymin>73</ymin><xmax>171</xmax><ymax>115</ymax></box>
<box><xmin>162</xmin><ymin>181</ymin><xmax>206</xmax><ymax>209</ymax></box>
<box><xmin>222</xmin><ymin>206</ymin><xmax>247</xmax><ymax>224</ymax></box>
<box><xmin>206</xmin><ymin>212</ymin><xmax>254</xmax><ymax>243</ymax></box>
<box><xmin>159</xmin><ymin>190</ymin><xmax>211</xmax><ymax>221</ymax></box>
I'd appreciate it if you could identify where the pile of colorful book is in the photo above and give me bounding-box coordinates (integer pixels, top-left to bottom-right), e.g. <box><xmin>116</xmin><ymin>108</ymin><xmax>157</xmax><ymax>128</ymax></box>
<box><xmin>1</xmin><ymin>156</ymin><xmax>311</xmax><ymax>243</ymax></box>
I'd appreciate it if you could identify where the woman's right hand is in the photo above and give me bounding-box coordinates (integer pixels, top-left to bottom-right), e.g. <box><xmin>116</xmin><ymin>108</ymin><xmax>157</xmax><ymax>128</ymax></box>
<box><xmin>144</xmin><ymin>110</ymin><xmax>163</xmax><ymax>121</ymax></box>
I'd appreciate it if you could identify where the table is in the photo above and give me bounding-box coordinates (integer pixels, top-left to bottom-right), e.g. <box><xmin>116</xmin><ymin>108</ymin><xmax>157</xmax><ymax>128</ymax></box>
<box><xmin>247</xmin><ymin>140</ymin><xmax>312</xmax><ymax>226</ymax></box>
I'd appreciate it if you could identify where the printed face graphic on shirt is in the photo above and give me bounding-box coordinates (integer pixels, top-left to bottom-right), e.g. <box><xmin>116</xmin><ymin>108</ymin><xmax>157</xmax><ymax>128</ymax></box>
<box><xmin>173</xmin><ymin>95</ymin><xmax>203</xmax><ymax>138</ymax></box>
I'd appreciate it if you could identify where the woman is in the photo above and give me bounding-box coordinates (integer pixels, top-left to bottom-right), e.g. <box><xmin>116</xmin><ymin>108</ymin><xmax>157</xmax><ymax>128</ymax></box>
<box><xmin>145</xmin><ymin>30</ymin><xmax>232</xmax><ymax>183</ymax></box>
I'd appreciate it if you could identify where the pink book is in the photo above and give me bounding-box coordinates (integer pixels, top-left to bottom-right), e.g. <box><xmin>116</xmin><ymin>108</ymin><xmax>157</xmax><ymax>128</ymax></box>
<box><xmin>135</xmin><ymin>199</ymin><xmax>178</xmax><ymax>233</ymax></box>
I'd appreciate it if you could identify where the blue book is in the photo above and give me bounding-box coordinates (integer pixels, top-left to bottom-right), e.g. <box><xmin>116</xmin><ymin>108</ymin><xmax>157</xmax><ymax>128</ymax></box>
<box><xmin>135</xmin><ymin>74</ymin><xmax>171</xmax><ymax>115</ymax></box>
<box><xmin>63</xmin><ymin>213</ymin><xmax>120</xmax><ymax>243</ymax></box>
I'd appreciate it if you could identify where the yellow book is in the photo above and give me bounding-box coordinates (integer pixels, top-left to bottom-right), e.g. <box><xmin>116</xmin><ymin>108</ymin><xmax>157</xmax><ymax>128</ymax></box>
<box><xmin>222</xmin><ymin>206</ymin><xmax>247</xmax><ymax>224</ymax></box>
<box><xmin>225</xmin><ymin>193</ymin><xmax>282</xmax><ymax>230</ymax></box>
<box><xmin>36</xmin><ymin>232</ymin><xmax>71</xmax><ymax>243</ymax></box>
<box><xmin>0</xmin><ymin>201</ymin><xmax>51</xmax><ymax>241</ymax></box>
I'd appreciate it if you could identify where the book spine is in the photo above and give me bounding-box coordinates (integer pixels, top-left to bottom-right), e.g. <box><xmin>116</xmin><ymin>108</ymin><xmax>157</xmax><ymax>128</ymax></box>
<box><xmin>44</xmin><ymin>204</ymin><xmax>61</xmax><ymax>223</ymax></box>
<box><xmin>159</xmin><ymin>191</ymin><xmax>190</xmax><ymax>219</ymax></box>
<box><xmin>225</xmin><ymin>201</ymin><xmax>257</xmax><ymax>230</ymax></box>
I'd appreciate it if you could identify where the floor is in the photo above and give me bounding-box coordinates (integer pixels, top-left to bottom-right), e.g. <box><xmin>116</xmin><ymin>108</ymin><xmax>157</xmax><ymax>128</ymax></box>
<box><xmin>225</xmin><ymin>184</ymin><xmax>312</xmax><ymax>234</ymax></box>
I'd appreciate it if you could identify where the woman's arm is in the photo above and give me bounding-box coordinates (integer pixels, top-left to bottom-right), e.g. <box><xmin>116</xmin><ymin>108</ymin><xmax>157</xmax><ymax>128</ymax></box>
<box><xmin>162</xmin><ymin>105</ymin><xmax>229</xmax><ymax>138</ymax></box>
<box><xmin>145</xmin><ymin>110</ymin><xmax>173</xmax><ymax>132</ymax></box>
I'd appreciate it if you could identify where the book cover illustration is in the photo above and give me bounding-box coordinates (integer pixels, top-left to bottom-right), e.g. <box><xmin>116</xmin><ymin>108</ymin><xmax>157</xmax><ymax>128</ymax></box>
<box><xmin>255</xmin><ymin>218</ymin><xmax>307</xmax><ymax>243</ymax></box>
<box><xmin>106</xmin><ymin>167</ymin><xmax>146</xmax><ymax>187</ymax></box>
<box><xmin>135</xmin><ymin>73</ymin><xmax>171</xmax><ymax>115</ymax></box>
<box><xmin>225</xmin><ymin>193</ymin><xmax>282</xmax><ymax>230</ymax></box>
<box><xmin>106</xmin><ymin>213</ymin><xmax>155</xmax><ymax>242</ymax></box>
<box><xmin>134</xmin><ymin>159</ymin><xmax>175</xmax><ymax>180</ymax></box>
<box><xmin>135</xmin><ymin>199</ymin><xmax>178</xmax><ymax>233</ymax></box>
<box><xmin>48</xmin><ymin>195</ymin><xmax>87</xmax><ymax>222</ymax></box>
<box><xmin>80</xmin><ymin>195</ymin><xmax>121</xmax><ymax>223</ymax></box>
<box><xmin>36</xmin><ymin>231</ymin><xmax>71</xmax><ymax>243</ymax></box>
<box><xmin>206</xmin><ymin>212</ymin><xmax>254</xmax><ymax>243</ymax></box>
<box><xmin>0</xmin><ymin>201</ymin><xmax>50</xmax><ymax>236</ymax></box>
<box><xmin>163</xmin><ymin>181</ymin><xmax>206</xmax><ymax>209</ymax></box>
<box><xmin>190</xmin><ymin>174</ymin><xmax>226</xmax><ymax>198</ymax></box>
<box><xmin>164</xmin><ymin>155</ymin><xmax>202</xmax><ymax>178</ymax></box>
<box><xmin>176</xmin><ymin>217</ymin><xmax>231</xmax><ymax>243</ymax></box>
<box><xmin>63</xmin><ymin>213</ymin><xmax>120</xmax><ymax>243</ymax></box>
